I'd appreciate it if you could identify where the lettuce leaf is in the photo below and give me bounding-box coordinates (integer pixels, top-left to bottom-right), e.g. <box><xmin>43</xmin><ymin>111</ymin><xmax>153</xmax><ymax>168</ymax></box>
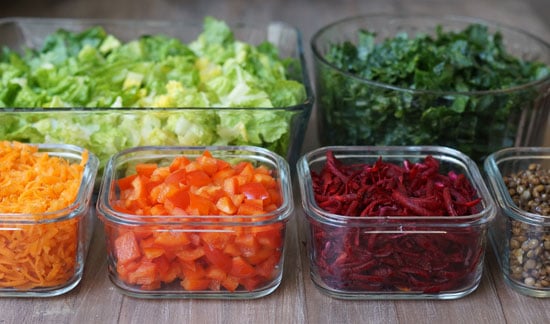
<box><xmin>0</xmin><ymin>17</ymin><xmax>307</xmax><ymax>169</ymax></box>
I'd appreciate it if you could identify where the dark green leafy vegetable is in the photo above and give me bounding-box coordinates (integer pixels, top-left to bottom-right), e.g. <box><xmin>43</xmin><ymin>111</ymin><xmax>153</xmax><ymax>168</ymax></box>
<box><xmin>317</xmin><ymin>23</ymin><xmax>550</xmax><ymax>162</ymax></box>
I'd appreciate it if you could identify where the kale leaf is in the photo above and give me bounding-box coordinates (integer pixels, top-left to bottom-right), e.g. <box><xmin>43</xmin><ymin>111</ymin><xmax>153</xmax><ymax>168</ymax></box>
<box><xmin>317</xmin><ymin>23</ymin><xmax>550</xmax><ymax>162</ymax></box>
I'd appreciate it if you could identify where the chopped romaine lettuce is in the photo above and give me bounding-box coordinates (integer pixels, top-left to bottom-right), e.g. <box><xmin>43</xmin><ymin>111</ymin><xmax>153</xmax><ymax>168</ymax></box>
<box><xmin>0</xmin><ymin>17</ymin><xmax>307</xmax><ymax>170</ymax></box>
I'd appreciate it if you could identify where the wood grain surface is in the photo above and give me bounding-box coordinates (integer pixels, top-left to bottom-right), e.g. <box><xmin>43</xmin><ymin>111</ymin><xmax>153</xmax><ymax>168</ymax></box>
<box><xmin>1</xmin><ymin>1</ymin><xmax>550</xmax><ymax>323</ymax></box>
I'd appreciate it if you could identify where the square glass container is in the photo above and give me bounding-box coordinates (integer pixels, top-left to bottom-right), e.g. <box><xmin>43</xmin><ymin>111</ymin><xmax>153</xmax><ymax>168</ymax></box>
<box><xmin>311</xmin><ymin>14</ymin><xmax>550</xmax><ymax>164</ymax></box>
<box><xmin>484</xmin><ymin>147</ymin><xmax>550</xmax><ymax>297</ymax></box>
<box><xmin>96</xmin><ymin>145</ymin><xmax>293</xmax><ymax>299</ymax></box>
<box><xmin>297</xmin><ymin>146</ymin><xmax>496</xmax><ymax>299</ymax></box>
<box><xmin>0</xmin><ymin>17</ymin><xmax>313</xmax><ymax>172</ymax></box>
<box><xmin>0</xmin><ymin>143</ymin><xmax>99</xmax><ymax>297</ymax></box>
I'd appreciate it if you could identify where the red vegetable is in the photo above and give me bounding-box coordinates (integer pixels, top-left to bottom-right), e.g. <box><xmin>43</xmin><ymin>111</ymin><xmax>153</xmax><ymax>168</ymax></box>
<box><xmin>107</xmin><ymin>151</ymin><xmax>285</xmax><ymax>293</ymax></box>
<box><xmin>309</xmin><ymin>151</ymin><xmax>484</xmax><ymax>293</ymax></box>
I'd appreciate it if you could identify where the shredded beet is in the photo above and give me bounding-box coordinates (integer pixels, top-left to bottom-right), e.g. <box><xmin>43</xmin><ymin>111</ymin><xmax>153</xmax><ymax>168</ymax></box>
<box><xmin>308</xmin><ymin>151</ymin><xmax>485</xmax><ymax>294</ymax></box>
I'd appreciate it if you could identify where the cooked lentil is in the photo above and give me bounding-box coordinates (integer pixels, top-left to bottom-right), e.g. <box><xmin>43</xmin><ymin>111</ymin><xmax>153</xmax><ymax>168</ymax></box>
<box><xmin>503</xmin><ymin>163</ymin><xmax>550</xmax><ymax>288</ymax></box>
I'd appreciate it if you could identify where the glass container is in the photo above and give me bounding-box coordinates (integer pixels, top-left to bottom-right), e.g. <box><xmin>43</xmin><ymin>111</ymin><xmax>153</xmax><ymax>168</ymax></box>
<box><xmin>484</xmin><ymin>147</ymin><xmax>550</xmax><ymax>297</ymax></box>
<box><xmin>97</xmin><ymin>145</ymin><xmax>293</xmax><ymax>298</ymax></box>
<box><xmin>0</xmin><ymin>143</ymin><xmax>99</xmax><ymax>297</ymax></box>
<box><xmin>0</xmin><ymin>17</ymin><xmax>313</xmax><ymax>173</ymax></box>
<box><xmin>297</xmin><ymin>145</ymin><xmax>496</xmax><ymax>299</ymax></box>
<box><xmin>311</xmin><ymin>14</ymin><xmax>550</xmax><ymax>164</ymax></box>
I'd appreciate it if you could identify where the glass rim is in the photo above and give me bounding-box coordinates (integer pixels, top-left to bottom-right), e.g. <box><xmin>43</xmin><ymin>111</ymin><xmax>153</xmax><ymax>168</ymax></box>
<box><xmin>484</xmin><ymin>146</ymin><xmax>550</xmax><ymax>223</ymax></box>
<box><xmin>96</xmin><ymin>145</ymin><xmax>294</xmax><ymax>226</ymax></box>
<box><xmin>0</xmin><ymin>17</ymin><xmax>315</xmax><ymax>111</ymax></box>
<box><xmin>1</xmin><ymin>104</ymin><xmax>312</xmax><ymax>112</ymax></box>
<box><xmin>297</xmin><ymin>145</ymin><xmax>496</xmax><ymax>227</ymax></box>
<box><xmin>310</xmin><ymin>13</ymin><xmax>550</xmax><ymax>96</ymax></box>
<box><xmin>0</xmin><ymin>143</ymin><xmax>99</xmax><ymax>224</ymax></box>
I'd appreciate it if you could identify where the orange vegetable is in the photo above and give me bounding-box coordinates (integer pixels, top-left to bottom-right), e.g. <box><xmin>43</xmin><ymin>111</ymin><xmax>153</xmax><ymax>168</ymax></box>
<box><xmin>109</xmin><ymin>150</ymin><xmax>285</xmax><ymax>292</ymax></box>
<box><xmin>135</xmin><ymin>163</ymin><xmax>158</xmax><ymax>178</ymax></box>
<box><xmin>0</xmin><ymin>141</ymin><xmax>88</xmax><ymax>290</ymax></box>
<box><xmin>114</xmin><ymin>231</ymin><xmax>141</xmax><ymax>265</ymax></box>
<box><xmin>229</xmin><ymin>256</ymin><xmax>256</xmax><ymax>278</ymax></box>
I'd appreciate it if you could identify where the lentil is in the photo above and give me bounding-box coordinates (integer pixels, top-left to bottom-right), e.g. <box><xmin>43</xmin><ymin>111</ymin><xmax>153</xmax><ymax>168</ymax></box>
<box><xmin>503</xmin><ymin>163</ymin><xmax>550</xmax><ymax>288</ymax></box>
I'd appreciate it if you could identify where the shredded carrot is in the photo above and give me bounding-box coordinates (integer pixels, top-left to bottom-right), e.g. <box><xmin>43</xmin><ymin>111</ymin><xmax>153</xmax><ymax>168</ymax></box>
<box><xmin>0</xmin><ymin>141</ymin><xmax>88</xmax><ymax>290</ymax></box>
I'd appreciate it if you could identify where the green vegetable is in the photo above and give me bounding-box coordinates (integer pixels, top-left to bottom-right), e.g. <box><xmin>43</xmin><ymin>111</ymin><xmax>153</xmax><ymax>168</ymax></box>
<box><xmin>0</xmin><ymin>17</ymin><xmax>307</xmax><ymax>168</ymax></box>
<box><xmin>317</xmin><ymin>23</ymin><xmax>550</xmax><ymax>162</ymax></box>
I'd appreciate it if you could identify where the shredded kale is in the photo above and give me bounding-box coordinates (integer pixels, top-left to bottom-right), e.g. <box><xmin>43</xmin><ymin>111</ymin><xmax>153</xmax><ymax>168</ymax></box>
<box><xmin>318</xmin><ymin>23</ymin><xmax>550</xmax><ymax>162</ymax></box>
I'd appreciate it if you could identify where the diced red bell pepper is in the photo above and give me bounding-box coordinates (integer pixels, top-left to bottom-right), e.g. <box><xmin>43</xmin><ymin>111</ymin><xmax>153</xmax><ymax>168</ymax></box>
<box><xmin>229</xmin><ymin>256</ymin><xmax>256</xmax><ymax>278</ymax></box>
<box><xmin>114</xmin><ymin>231</ymin><xmax>141</xmax><ymax>265</ymax></box>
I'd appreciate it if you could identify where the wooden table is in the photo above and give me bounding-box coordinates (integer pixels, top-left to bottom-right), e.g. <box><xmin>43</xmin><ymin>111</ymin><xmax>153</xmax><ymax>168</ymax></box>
<box><xmin>2</xmin><ymin>0</ymin><xmax>550</xmax><ymax>323</ymax></box>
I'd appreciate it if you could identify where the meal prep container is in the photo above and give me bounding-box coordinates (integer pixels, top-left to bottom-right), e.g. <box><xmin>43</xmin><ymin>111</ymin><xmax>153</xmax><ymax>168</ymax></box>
<box><xmin>297</xmin><ymin>146</ymin><xmax>496</xmax><ymax>299</ymax></box>
<box><xmin>0</xmin><ymin>17</ymin><xmax>313</xmax><ymax>172</ymax></box>
<box><xmin>0</xmin><ymin>143</ymin><xmax>99</xmax><ymax>297</ymax></box>
<box><xmin>484</xmin><ymin>147</ymin><xmax>550</xmax><ymax>297</ymax></box>
<box><xmin>311</xmin><ymin>14</ymin><xmax>550</xmax><ymax>164</ymax></box>
<box><xmin>96</xmin><ymin>145</ymin><xmax>293</xmax><ymax>298</ymax></box>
